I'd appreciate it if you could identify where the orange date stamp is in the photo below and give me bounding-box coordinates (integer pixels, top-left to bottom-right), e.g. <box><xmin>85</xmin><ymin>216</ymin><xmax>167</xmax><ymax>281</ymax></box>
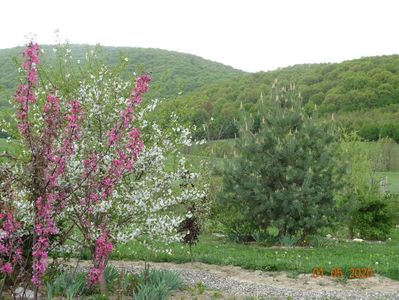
<box><xmin>312</xmin><ymin>267</ymin><xmax>374</xmax><ymax>279</ymax></box>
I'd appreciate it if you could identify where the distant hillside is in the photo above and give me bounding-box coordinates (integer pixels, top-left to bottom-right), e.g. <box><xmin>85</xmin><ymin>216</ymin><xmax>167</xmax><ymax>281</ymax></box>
<box><xmin>2</xmin><ymin>45</ymin><xmax>399</xmax><ymax>141</ymax></box>
<box><xmin>0</xmin><ymin>44</ymin><xmax>244</xmax><ymax>108</ymax></box>
<box><xmin>157</xmin><ymin>55</ymin><xmax>399</xmax><ymax>140</ymax></box>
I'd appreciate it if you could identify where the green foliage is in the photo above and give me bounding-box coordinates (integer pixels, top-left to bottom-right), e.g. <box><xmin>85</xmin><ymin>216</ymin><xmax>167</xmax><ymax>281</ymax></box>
<box><xmin>155</xmin><ymin>55</ymin><xmax>399</xmax><ymax>140</ymax></box>
<box><xmin>374</xmin><ymin>137</ymin><xmax>399</xmax><ymax>171</ymax></box>
<box><xmin>0</xmin><ymin>44</ymin><xmax>243</xmax><ymax>110</ymax></box>
<box><xmin>308</xmin><ymin>235</ymin><xmax>339</xmax><ymax>248</ymax></box>
<box><xmin>352</xmin><ymin>196</ymin><xmax>394</xmax><ymax>241</ymax></box>
<box><xmin>336</xmin><ymin>131</ymin><xmax>377</xmax><ymax>238</ymax></box>
<box><xmin>133</xmin><ymin>283</ymin><xmax>171</xmax><ymax>300</ymax></box>
<box><xmin>251</xmin><ymin>227</ymin><xmax>279</xmax><ymax>245</ymax></box>
<box><xmin>359</xmin><ymin>123</ymin><xmax>380</xmax><ymax>141</ymax></box>
<box><xmin>218</xmin><ymin>83</ymin><xmax>341</xmax><ymax>242</ymax></box>
<box><xmin>114</xmin><ymin>231</ymin><xmax>399</xmax><ymax>280</ymax></box>
<box><xmin>45</xmin><ymin>266</ymin><xmax>139</xmax><ymax>299</ymax></box>
<box><xmin>134</xmin><ymin>268</ymin><xmax>184</xmax><ymax>300</ymax></box>
<box><xmin>3</xmin><ymin>46</ymin><xmax>399</xmax><ymax>140</ymax></box>
<box><xmin>385</xmin><ymin>192</ymin><xmax>399</xmax><ymax>221</ymax></box>
<box><xmin>104</xmin><ymin>266</ymin><xmax>119</xmax><ymax>291</ymax></box>
<box><xmin>280</xmin><ymin>234</ymin><xmax>301</xmax><ymax>247</ymax></box>
<box><xmin>46</xmin><ymin>270</ymin><xmax>88</xmax><ymax>299</ymax></box>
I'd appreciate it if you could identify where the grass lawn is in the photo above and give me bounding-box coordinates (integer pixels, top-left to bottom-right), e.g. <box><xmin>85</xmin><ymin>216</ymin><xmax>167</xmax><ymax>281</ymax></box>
<box><xmin>112</xmin><ymin>229</ymin><xmax>399</xmax><ymax>281</ymax></box>
<box><xmin>376</xmin><ymin>171</ymin><xmax>399</xmax><ymax>194</ymax></box>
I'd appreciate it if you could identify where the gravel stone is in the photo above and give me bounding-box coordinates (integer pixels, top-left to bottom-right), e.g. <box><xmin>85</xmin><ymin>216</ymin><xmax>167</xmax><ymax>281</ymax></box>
<box><xmin>89</xmin><ymin>263</ymin><xmax>399</xmax><ymax>300</ymax></box>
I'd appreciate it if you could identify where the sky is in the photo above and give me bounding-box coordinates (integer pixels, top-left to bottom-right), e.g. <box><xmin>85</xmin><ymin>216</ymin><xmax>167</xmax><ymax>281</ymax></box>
<box><xmin>1</xmin><ymin>0</ymin><xmax>399</xmax><ymax>72</ymax></box>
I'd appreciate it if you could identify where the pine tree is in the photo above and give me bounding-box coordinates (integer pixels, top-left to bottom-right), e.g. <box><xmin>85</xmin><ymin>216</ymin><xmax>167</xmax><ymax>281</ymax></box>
<box><xmin>218</xmin><ymin>82</ymin><xmax>341</xmax><ymax>243</ymax></box>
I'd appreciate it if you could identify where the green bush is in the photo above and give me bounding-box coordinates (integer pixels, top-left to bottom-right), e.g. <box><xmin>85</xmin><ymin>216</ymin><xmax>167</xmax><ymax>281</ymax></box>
<box><xmin>46</xmin><ymin>270</ymin><xmax>88</xmax><ymax>300</ymax></box>
<box><xmin>133</xmin><ymin>283</ymin><xmax>171</xmax><ymax>300</ymax></box>
<box><xmin>134</xmin><ymin>268</ymin><xmax>184</xmax><ymax>300</ymax></box>
<box><xmin>385</xmin><ymin>193</ymin><xmax>399</xmax><ymax>222</ymax></box>
<box><xmin>280</xmin><ymin>234</ymin><xmax>301</xmax><ymax>247</ymax></box>
<box><xmin>104</xmin><ymin>266</ymin><xmax>119</xmax><ymax>290</ymax></box>
<box><xmin>359</xmin><ymin>123</ymin><xmax>379</xmax><ymax>141</ymax></box>
<box><xmin>251</xmin><ymin>227</ymin><xmax>279</xmax><ymax>245</ymax></box>
<box><xmin>353</xmin><ymin>197</ymin><xmax>394</xmax><ymax>240</ymax></box>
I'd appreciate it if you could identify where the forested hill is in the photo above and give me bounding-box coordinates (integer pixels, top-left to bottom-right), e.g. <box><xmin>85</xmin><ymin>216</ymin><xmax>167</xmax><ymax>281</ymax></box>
<box><xmin>157</xmin><ymin>55</ymin><xmax>399</xmax><ymax>140</ymax></box>
<box><xmin>0</xmin><ymin>44</ymin><xmax>244</xmax><ymax>108</ymax></box>
<box><xmin>1</xmin><ymin>45</ymin><xmax>399</xmax><ymax>141</ymax></box>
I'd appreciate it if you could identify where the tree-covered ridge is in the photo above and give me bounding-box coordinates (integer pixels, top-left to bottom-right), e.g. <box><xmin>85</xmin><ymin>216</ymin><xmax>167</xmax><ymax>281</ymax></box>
<box><xmin>159</xmin><ymin>55</ymin><xmax>399</xmax><ymax>140</ymax></box>
<box><xmin>0</xmin><ymin>44</ymin><xmax>244</xmax><ymax>107</ymax></box>
<box><xmin>2</xmin><ymin>45</ymin><xmax>399</xmax><ymax>141</ymax></box>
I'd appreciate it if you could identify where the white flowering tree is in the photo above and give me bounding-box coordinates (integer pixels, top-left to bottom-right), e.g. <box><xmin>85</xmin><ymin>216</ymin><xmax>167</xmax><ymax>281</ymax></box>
<box><xmin>0</xmin><ymin>43</ymin><xmax>208</xmax><ymax>295</ymax></box>
<box><xmin>37</xmin><ymin>46</ymin><xmax>207</xmax><ymax>256</ymax></box>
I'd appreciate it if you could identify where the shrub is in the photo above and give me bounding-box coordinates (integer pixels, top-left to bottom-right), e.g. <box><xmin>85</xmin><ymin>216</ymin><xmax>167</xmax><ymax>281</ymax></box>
<box><xmin>46</xmin><ymin>270</ymin><xmax>88</xmax><ymax>300</ymax></box>
<box><xmin>134</xmin><ymin>268</ymin><xmax>184</xmax><ymax>300</ymax></box>
<box><xmin>104</xmin><ymin>266</ymin><xmax>120</xmax><ymax>291</ymax></box>
<box><xmin>133</xmin><ymin>283</ymin><xmax>171</xmax><ymax>300</ymax></box>
<box><xmin>251</xmin><ymin>227</ymin><xmax>279</xmax><ymax>245</ymax></box>
<box><xmin>352</xmin><ymin>197</ymin><xmax>394</xmax><ymax>240</ymax></box>
<box><xmin>280</xmin><ymin>234</ymin><xmax>301</xmax><ymax>247</ymax></box>
<box><xmin>385</xmin><ymin>193</ymin><xmax>399</xmax><ymax>222</ymax></box>
<box><xmin>178</xmin><ymin>203</ymin><xmax>202</xmax><ymax>261</ymax></box>
<box><xmin>359</xmin><ymin>123</ymin><xmax>379</xmax><ymax>141</ymax></box>
<box><xmin>375</xmin><ymin>137</ymin><xmax>399</xmax><ymax>171</ymax></box>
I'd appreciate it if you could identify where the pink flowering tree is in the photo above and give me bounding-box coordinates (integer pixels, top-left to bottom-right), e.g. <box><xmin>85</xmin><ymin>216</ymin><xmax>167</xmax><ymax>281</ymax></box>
<box><xmin>42</xmin><ymin>44</ymin><xmax>209</xmax><ymax>256</ymax></box>
<box><xmin>0</xmin><ymin>42</ymin><xmax>150</xmax><ymax>296</ymax></box>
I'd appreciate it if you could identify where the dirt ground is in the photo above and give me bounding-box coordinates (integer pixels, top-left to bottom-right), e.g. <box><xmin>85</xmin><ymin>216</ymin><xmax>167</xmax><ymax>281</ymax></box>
<box><xmin>103</xmin><ymin>260</ymin><xmax>399</xmax><ymax>292</ymax></box>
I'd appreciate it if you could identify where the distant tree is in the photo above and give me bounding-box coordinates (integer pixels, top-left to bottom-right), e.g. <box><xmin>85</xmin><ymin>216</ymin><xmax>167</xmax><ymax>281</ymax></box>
<box><xmin>375</xmin><ymin>137</ymin><xmax>399</xmax><ymax>171</ymax></box>
<box><xmin>336</xmin><ymin>131</ymin><xmax>376</xmax><ymax>239</ymax></box>
<box><xmin>218</xmin><ymin>82</ymin><xmax>341</xmax><ymax>243</ymax></box>
<box><xmin>359</xmin><ymin>123</ymin><xmax>380</xmax><ymax>141</ymax></box>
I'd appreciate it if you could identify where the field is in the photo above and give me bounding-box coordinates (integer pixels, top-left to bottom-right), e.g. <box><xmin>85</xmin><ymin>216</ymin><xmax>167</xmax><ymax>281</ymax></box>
<box><xmin>111</xmin><ymin>230</ymin><xmax>399</xmax><ymax>281</ymax></box>
<box><xmin>377</xmin><ymin>171</ymin><xmax>399</xmax><ymax>194</ymax></box>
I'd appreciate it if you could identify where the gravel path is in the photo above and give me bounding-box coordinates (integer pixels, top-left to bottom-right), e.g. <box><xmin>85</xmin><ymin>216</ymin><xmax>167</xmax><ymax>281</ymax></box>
<box><xmin>74</xmin><ymin>260</ymin><xmax>399</xmax><ymax>300</ymax></box>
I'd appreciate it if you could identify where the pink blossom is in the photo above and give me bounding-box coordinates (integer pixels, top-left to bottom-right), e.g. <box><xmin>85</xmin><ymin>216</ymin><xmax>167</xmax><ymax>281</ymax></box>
<box><xmin>8</xmin><ymin>42</ymin><xmax>87</xmax><ymax>288</ymax></box>
<box><xmin>1</xmin><ymin>263</ymin><xmax>12</xmax><ymax>274</ymax></box>
<box><xmin>88</xmin><ymin>267</ymin><xmax>102</xmax><ymax>285</ymax></box>
<box><xmin>107</xmin><ymin>127</ymin><xmax>119</xmax><ymax>146</ymax></box>
<box><xmin>87</xmin><ymin>231</ymin><xmax>113</xmax><ymax>286</ymax></box>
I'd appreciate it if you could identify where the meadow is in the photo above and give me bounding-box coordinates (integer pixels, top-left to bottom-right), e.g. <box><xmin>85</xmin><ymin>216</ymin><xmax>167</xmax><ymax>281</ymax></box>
<box><xmin>111</xmin><ymin>230</ymin><xmax>399</xmax><ymax>281</ymax></box>
<box><xmin>118</xmin><ymin>139</ymin><xmax>399</xmax><ymax>281</ymax></box>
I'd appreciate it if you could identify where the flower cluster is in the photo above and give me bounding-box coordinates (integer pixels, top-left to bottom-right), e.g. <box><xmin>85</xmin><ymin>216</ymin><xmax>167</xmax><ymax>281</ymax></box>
<box><xmin>64</xmin><ymin>71</ymin><xmax>208</xmax><ymax>252</ymax></box>
<box><xmin>77</xmin><ymin>74</ymin><xmax>150</xmax><ymax>285</ymax></box>
<box><xmin>88</xmin><ymin>230</ymin><xmax>113</xmax><ymax>285</ymax></box>
<box><xmin>0</xmin><ymin>212</ymin><xmax>23</xmax><ymax>275</ymax></box>
<box><xmin>1</xmin><ymin>42</ymin><xmax>209</xmax><ymax>294</ymax></box>
<box><xmin>14</xmin><ymin>42</ymin><xmax>39</xmax><ymax>138</ymax></box>
<box><xmin>6</xmin><ymin>42</ymin><xmax>85</xmax><ymax>287</ymax></box>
